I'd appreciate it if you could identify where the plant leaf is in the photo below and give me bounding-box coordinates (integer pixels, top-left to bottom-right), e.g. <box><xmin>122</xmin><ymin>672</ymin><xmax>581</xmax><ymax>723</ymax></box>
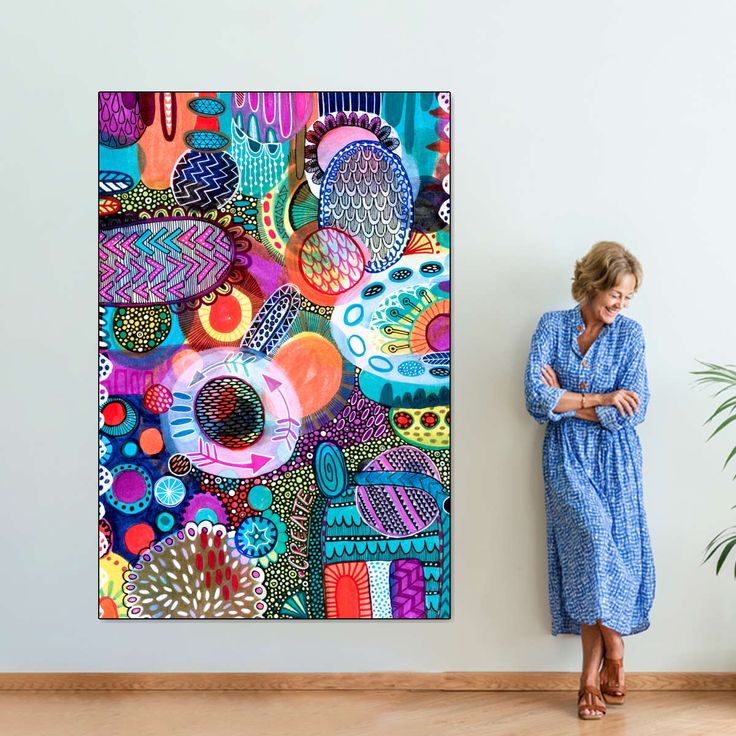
<box><xmin>704</xmin><ymin>533</ymin><xmax>732</xmax><ymax>561</ymax></box>
<box><xmin>705</xmin><ymin>396</ymin><xmax>736</xmax><ymax>424</ymax></box>
<box><xmin>723</xmin><ymin>445</ymin><xmax>736</xmax><ymax>470</ymax></box>
<box><xmin>715</xmin><ymin>537</ymin><xmax>736</xmax><ymax>574</ymax></box>
<box><xmin>706</xmin><ymin>413</ymin><xmax>736</xmax><ymax>441</ymax></box>
<box><xmin>704</xmin><ymin>526</ymin><xmax>736</xmax><ymax>555</ymax></box>
<box><xmin>692</xmin><ymin>377</ymin><xmax>736</xmax><ymax>388</ymax></box>
<box><xmin>691</xmin><ymin>369</ymin><xmax>736</xmax><ymax>380</ymax></box>
<box><xmin>692</xmin><ymin>361</ymin><xmax>736</xmax><ymax>379</ymax></box>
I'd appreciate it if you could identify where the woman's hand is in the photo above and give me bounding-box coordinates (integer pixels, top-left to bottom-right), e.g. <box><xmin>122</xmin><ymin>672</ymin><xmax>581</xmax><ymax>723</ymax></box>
<box><xmin>601</xmin><ymin>389</ymin><xmax>641</xmax><ymax>417</ymax></box>
<box><xmin>541</xmin><ymin>364</ymin><xmax>561</xmax><ymax>388</ymax></box>
<box><xmin>540</xmin><ymin>365</ymin><xmax>640</xmax><ymax>418</ymax></box>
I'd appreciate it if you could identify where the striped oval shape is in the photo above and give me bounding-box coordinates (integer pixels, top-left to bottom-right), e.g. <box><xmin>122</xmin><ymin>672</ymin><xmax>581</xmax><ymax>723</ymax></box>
<box><xmin>355</xmin><ymin>484</ymin><xmax>439</xmax><ymax>538</ymax></box>
<box><xmin>99</xmin><ymin>217</ymin><xmax>235</xmax><ymax>306</ymax></box>
<box><xmin>188</xmin><ymin>97</ymin><xmax>227</xmax><ymax>116</ymax></box>
<box><xmin>184</xmin><ymin>130</ymin><xmax>230</xmax><ymax>152</ymax></box>
<box><xmin>99</xmin><ymin>171</ymin><xmax>135</xmax><ymax>194</ymax></box>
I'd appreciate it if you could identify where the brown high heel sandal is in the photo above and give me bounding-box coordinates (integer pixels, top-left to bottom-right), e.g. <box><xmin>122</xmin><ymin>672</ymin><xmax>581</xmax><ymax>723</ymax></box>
<box><xmin>600</xmin><ymin>657</ymin><xmax>626</xmax><ymax>705</ymax></box>
<box><xmin>577</xmin><ymin>685</ymin><xmax>607</xmax><ymax>720</ymax></box>
<box><xmin>597</xmin><ymin>621</ymin><xmax>627</xmax><ymax>705</ymax></box>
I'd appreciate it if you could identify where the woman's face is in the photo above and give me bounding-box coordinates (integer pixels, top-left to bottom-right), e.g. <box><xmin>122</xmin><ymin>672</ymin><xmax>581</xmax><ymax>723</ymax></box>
<box><xmin>591</xmin><ymin>273</ymin><xmax>637</xmax><ymax>324</ymax></box>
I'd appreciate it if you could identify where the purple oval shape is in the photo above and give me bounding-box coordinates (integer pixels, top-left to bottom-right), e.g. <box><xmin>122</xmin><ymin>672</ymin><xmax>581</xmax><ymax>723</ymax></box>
<box><xmin>99</xmin><ymin>217</ymin><xmax>235</xmax><ymax>306</ymax></box>
<box><xmin>355</xmin><ymin>484</ymin><xmax>439</xmax><ymax>538</ymax></box>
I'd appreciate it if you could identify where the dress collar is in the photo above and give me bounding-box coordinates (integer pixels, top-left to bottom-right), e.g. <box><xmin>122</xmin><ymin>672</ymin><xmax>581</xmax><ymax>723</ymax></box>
<box><xmin>570</xmin><ymin>302</ymin><xmax>617</xmax><ymax>356</ymax></box>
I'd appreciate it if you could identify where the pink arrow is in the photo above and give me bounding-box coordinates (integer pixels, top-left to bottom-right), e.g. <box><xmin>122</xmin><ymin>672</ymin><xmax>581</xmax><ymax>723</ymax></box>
<box><xmin>178</xmin><ymin>226</ymin><xmax>197</xmax><ymax>249</ymax></box>
<box><xmin>119</xmin><ymin>233</ymin><xmax>138</xmax><ymax>255</ymax></box>
<box><xmin>214</xmin><ymin>249</ymin><xmax>232</xmax><ymax>265</ymax></box>
<box><xmin>194</xmin><ymin>226</ymin><xmax>215</xmax><ymax>250</ymax></box>
<box><xmin>100</xmin><ymin>232</ymin><xmax>123</xmax><ymax>257</ymax></box>
<box><xmin>249</xmin><ymin>453</ymin><xmax>272</xmax><ymax>473</ymax></box>
<box><xmin>115</xmin><ymin>260</ymin><xmax>131</xmax><ymax>283</ymax></box>
<box><xmin>197</xmin><ymin>253</ymin><xmax>216</xmax><ymax>283</ymax></box>
<box><xmin>150</xmin><ymin>282</ymin><xmax>167</xmax><ymax>301</ymax></box>
<box><xmin>132</xmin><ymin>282</ymin><xmax>149</xmax><ymax>300</ymax></box>
<box><xmin>99</xmin><ymin>262</ymin><xmax>114</xmax><ymax>282</ymax></box>
<box><xmin>145</xmin><ymin>255</ymin><xmax>165</xmax><ymax>283</ymax></box>
<box><xmin>263</xmin><ymin>375</ymin><xmax>282</xmax><ymax>392</ymax></box>
<box><xmin>116</xmin><ymin>282</ymin><xmax>131</xmax><ymax>302</ymax></box>
<box><xmin>167</xmin><ymin>254</ymin><xmax>186</xmax><ymax>283</ymax></box>
<box><xmin>181</xmin><ymin>253</ymin><xmax>199</xmax><ymax>281</ymax></box>
<box><xmin>169</xmin><ymin>281</ymin><xmax>184</xmax><ymax>298</ymax></box>
<box><xmin>214</xmin><ymin>229</ymin><xmax>231</xmax><ymax>249</ymax></box>
<box><xmin>130</xmin><ymin>259</ymin><xmax>146</xmax><ymax>284</ymax></box>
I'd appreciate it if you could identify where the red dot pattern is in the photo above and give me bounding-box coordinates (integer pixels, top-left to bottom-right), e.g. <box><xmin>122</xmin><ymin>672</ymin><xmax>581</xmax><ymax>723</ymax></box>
<box><xmin>143</xmin><ymin>384</ymin><xmax>174</xmax><ymax>414</ymax></box>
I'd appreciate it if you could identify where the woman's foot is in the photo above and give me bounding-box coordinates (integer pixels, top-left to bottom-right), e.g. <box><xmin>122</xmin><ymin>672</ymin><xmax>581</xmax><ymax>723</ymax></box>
<box><xmin>578</xmin><ymin>678</ymin><xmax>607</xmax><ymax>720</ymax></box>
<box><xmin>600</xmin><ymin>657</ymin><xmax>626</xmax><ymax>703</ymax></box>
<box><xmin>579</xmin><ymin>622</ymin><xmax>607</xmax><ymax>718</ymax></box>
<box><xmin>597</xmin><ymin>621</ymin><xmax>626</xmax><ymax>703</ymax></box>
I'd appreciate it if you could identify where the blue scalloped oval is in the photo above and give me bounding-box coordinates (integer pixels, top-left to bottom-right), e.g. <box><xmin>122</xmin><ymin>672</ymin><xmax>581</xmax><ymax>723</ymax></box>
<box><xmin>319</xmin><ymin>141</ymin><xmax>413</xmax><ymax>273</ymax></box>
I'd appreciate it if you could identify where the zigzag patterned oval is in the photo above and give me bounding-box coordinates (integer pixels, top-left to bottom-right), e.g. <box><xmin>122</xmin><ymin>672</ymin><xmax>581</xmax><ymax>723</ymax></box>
<box><xmin>171</xmin><ymin>150</ymin><xmax>239</xmax><ymax>211</ymax></box>
<box><xmin>318</xmin><ymin>141</ymin><xmax>413</xmax><ymax>273</ymax></box>
<box><xmin>99</xmin><ymin>217</ymin><xmax>235</xmax><ymax>306</ymax></box>
<box><xmin>241</xmin><ymin>283</ymin><xmax>301</xmax><ymax>355</ymax></box>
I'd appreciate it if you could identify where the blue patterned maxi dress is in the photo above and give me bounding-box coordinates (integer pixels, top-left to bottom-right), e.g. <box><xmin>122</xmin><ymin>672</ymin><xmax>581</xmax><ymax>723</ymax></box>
<box><xmin>524</xmin><ymin>303</ymin><xmax>655</xmax><ymax>636</ymax></box>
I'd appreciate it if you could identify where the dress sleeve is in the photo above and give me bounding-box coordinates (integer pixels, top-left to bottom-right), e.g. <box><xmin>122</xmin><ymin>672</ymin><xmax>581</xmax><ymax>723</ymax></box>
<box><xmin>595</xmin><ymin>322</ymin><xmax>650</xmax><ymax>432</ymax></box>
<box><xmin>525</xmin><ymin>314</ymin><xmax>578</xmax><ymax>424</ymax></box>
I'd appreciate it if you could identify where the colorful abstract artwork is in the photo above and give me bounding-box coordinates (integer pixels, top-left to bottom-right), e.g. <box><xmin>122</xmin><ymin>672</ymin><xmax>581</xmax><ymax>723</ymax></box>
<box><xmin>98</xmin><ymin>91</ymin><xmax>451</xmax><ymax>619</ymax></box>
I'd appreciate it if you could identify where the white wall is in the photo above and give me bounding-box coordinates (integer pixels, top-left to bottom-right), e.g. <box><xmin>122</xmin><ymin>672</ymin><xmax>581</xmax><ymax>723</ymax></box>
<box><xmin>0</xmin><ymin>0</ymin><xmax>734</xmax><ymax>672</ymax></box>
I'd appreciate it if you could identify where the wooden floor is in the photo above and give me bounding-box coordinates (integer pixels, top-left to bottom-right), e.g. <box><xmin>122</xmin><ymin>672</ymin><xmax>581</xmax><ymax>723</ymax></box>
<box><xmin>1</xmin><ymin>690</ymin><xmax>734</xmax><ymax>735</ymax></box>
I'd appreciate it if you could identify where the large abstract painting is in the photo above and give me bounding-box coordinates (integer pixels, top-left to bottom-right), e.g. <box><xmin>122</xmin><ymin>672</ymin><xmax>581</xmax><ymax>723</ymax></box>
<box><xmin>98</xmin><ymin>92</ymin><xmax>451</xmax><ymax>619</ymax></box>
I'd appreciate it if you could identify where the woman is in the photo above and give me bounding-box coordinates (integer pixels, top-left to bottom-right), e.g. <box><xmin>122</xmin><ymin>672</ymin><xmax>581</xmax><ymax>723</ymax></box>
<box><xmin>524</xmin><ymin>241</ymin><xmax>655</xmax><ymax>720</ymax></box>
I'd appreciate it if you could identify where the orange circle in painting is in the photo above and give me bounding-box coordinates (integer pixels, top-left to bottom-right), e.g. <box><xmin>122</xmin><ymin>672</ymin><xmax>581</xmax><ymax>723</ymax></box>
<box><xmin>170</xmin><ymin>348</ymin><xmax>203</xmax><ymax>378</ymax></box>
<box><xmin>197</xmin><ymin>289</ymin><xmax>252</xmax><ymax>342</ymax></box>
<box><xmin>410</xmin><ymin>299</ymin><xmax>450</xmax><ymax>354</ymax></box>
<box><xmin>298</xmin><ymin>228</ymin><xmax>365</xmax><ymax>296</ymax></box>
<box><xmin>124</xmin><ymin>523</ymin><xmax>155</xmax><ymax>555</ymax></box>
<box><xmin>274</xmin><ymin>333</ymin><xmax>343</xmax><ymax>417</ymax></box>
<box><xmin>139</xmin><ymin>427</ymin><xmax>164</xmax><ymax>455</ymax></box>
<box><xmin>99</xmin><ymin>596</ymin><xmax>119</xmax><ymax>619</ymax></box>
<box><xmin>284</xmin><ymin>223</ymin><xmax>367</xmax><ymax>306</ymax></box>
<box><xmin>209</xmin><ymin>293</ymin><xmax>242</xmax><ymax>333</ymax></box>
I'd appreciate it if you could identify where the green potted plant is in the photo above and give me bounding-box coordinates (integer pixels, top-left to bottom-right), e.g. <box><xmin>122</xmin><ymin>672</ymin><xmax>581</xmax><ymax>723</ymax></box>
<box><xmin>691</xmin><ymin>361</ymin><xmax>736</xmax><ymax>577</ymax></box>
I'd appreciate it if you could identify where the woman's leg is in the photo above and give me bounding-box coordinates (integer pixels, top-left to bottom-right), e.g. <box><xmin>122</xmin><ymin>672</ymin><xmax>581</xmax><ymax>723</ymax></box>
<box><xmin>579</xmin><ymin>622</ymin><xmax>605</xmax><ymax>717</ymax></box>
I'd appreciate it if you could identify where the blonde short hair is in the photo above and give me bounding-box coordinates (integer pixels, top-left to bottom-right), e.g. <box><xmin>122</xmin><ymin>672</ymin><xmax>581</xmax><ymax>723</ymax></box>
<box><xmin>571</xmin><ymin>241</ymin><xmax>643</xmax><ymax>303</ymax></box>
